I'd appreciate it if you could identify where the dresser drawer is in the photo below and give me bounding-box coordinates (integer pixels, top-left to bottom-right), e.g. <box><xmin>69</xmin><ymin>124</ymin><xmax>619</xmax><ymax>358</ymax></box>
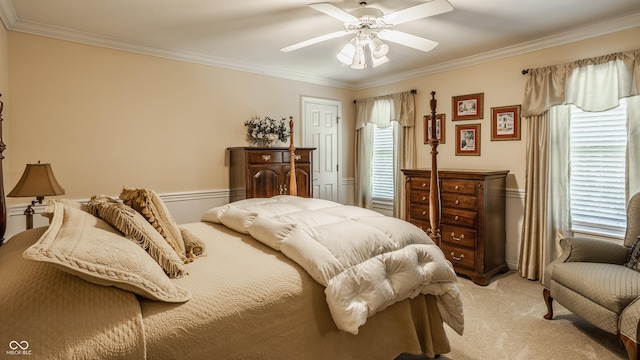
<box><xmin>410</xmin><ymin>190</ymin><xmax>430</xmax><ymax>205</ymax></box>
<box><xmin>441</xmin><ymin>224</ymin><xmax>477</xmax><ymax>249</ymax></box>
<box><xmin>283</xmin><ymin>150</ymin><xmax>311</xmax><ymax>163</ymax></box>
<box><xmin>247</xmin><ymin>150</ymin><xmax>283</xmax><ymax>164</ymax></box>
<box><xmin>441</xmin><ymin>243</ymin><xmax>475</xmax><ymax>270</ymax></box>
<box><xmin>442</xmin><ymin>208</ymin><xmax>477</xmax><ymax>228</ymax></box>
<box><xmin>441</xmin><ymin>179</ymin><xmax>477</xmax><ymax>195</ymax></box>
<box><xmin>409</xmin><ymin>177</ymin><xmax>431</xmax><ymax>191</ymax></box>
<box><xmin>410</xmin><ymin>204</ymin><xmax>430</xmax><ymax>221</ymax></box>
<box><xmin>441</xmin><ymin>193</ymin><xmax>477</xmax><ymax>211</ymax></box>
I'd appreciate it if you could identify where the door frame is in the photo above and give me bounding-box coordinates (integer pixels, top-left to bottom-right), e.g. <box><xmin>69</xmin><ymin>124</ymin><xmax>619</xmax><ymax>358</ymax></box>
<box><xmin>301</xmin><ymin>96</ymin><xmax>342</xmax><ymax>202</ymax></box>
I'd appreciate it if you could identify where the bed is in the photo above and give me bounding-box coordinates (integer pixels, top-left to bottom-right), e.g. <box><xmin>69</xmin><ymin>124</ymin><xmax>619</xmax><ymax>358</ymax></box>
<box><xmin>0</xmin><ymin>93</ymin><xmax>462</xmax><ymax>359</ymax></box>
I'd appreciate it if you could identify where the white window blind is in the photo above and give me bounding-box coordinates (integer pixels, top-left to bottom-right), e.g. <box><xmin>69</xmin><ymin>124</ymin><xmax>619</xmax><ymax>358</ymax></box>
<box><xmin>371</xmin><ymin>124</ymin><xmax>394</xmax><ymax>201</ymax></box>
<box><xmin>569</xmin><ymin>98</ymin><xmax>627</xmax><ymax>237</ymax></box>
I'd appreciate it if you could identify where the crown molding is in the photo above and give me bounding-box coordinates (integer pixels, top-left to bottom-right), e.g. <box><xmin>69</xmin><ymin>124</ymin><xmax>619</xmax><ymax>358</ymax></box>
<box><xmin>0</xmin><ymin>0</ymin><xmax>16</xmax><ymax>30</ymax></box>
<box><xmin>0</xmin><ymin>0</ymin><xmax>638</xmax><ymax>91</ymax></box>
<box><xmin>6</xmin><ymin>18</ymin><xmax>354</xmax><ymax>89</ymax></box>
<box><xmin>356</xmin><ymin>11</ymin><xmax>640</xmax><ymax>89</ymax></box>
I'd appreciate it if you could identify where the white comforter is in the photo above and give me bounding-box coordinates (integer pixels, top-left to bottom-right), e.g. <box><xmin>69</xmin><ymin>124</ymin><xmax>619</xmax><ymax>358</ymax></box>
<box><xmin>202</xmin><ymin>195</ymin><xmax>464</xmax><ymax>335</ymax></box>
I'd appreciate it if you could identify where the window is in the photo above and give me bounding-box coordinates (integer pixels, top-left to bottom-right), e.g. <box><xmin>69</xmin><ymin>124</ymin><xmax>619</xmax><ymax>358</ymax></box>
<box><xmin>569</xmin><ymin>98</ymin><xmax>627</xmax><ymax>237</ymax></box>
<box><xmin>371</xmin><ymin>124</ymin><xmax>394</xmax><ymax>201</ymax></box>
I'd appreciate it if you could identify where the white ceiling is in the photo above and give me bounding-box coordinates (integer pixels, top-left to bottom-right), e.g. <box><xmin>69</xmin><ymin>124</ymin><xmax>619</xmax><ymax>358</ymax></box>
<box><xmin>1</xmin><ymin>0</ymin><xmax>640</xmax><ymax>89</ymax></box>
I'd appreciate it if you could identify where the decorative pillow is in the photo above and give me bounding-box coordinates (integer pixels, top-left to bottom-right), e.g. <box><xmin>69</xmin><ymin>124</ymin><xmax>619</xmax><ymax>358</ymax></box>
<box><xmin>180</xmin><ymin>227</ymin><xmax>206</xmax><ymax>262</ymax></box>
<box><xmin>624</xmin><ymin>192</ymin><xmax>640</xmax><ymax>247</ymax></box>
<box><xmin>40</xmin><ymin>198</ymin><xmax>88</xmax><ymax>220</ymax></box>
<box><xmin>119</xmin><ymin>186</ymin><xmax>186</xmax><ymax>260</ymax></box>
<box><xmin>626</xmin><ymin>237</ymin><xmax>640</xmax><ymax>271</ymax></box>
<box><xmin>23</xmin><ymin>201</ymin><xmax>191</xmax><ymax>303</ymax></box>
<box><xmin>86</xmin><ymin>195</ymin><xmax>187</xmax><ymax>278</ymax></box>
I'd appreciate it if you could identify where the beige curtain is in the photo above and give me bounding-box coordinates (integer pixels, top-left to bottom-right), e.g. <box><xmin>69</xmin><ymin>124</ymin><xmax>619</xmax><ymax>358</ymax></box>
<box><xmin>354</xmin><ymin>91</ymin><xmax>416</xmax><ymax>218</ymax></box>
<box><xmin>519</xmin><ymin>49</ymin><xmax>640</xmax><ymax>281</ymax></box>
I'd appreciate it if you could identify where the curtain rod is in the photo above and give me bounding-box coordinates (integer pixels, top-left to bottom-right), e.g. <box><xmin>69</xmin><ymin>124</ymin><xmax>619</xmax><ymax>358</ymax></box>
<box><xmin>522</xmin><ymin>69</ymin><xmax>529</xmax><ymax>75</ymax></box>
<box><xmin>353</xmin><ymin>89</ymin><xmax>416</xmax><ymax>104</ymax></box>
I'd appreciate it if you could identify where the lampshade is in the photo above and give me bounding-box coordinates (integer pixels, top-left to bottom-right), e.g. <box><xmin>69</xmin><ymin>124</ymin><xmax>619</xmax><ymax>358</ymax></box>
<box><xmin>350</xmin><ymin>46</ymin><xmax>366</xmax><ymax>70</ymax></box>
<box><xmin>8</xmin><ymin>162</ymin><xmax>65</xmax><ymax>198</ymax></box>
<box><xmin>336</xmin><ymin>42</ymin><xmax>356</xmax><ymax>65</ymax></box>
<box><xmin>368</xmin><ymin>38</ymin><xmax>389</xmax><ymax>59</ymax></box>
<box><xmin>371</xmin><ymin>55</ymin><xmax>390</xmax><ymax>68</ymax></box>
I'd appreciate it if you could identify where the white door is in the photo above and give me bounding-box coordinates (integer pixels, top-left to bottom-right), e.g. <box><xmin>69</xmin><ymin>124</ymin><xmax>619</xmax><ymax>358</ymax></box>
<box><xmin>302</xmin><ymin>97</ymin><xmax>340</xmax><ymax>202</ymax></box>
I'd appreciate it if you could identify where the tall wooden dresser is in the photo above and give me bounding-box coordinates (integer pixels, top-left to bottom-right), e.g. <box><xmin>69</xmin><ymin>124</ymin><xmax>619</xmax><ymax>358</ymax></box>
<box><xmin>228</xmin><ymin>147</ymin><xmax>314</xmax><ymax>201</ymax></box>
<box><xmin>402</xmin><ymin>169</ymin><xmax>509</xmax><ymax>286</ymax></box>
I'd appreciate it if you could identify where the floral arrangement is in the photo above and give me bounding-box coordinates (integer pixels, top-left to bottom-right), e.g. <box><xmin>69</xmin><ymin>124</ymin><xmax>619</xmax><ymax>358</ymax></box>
<box><xmin>244</xmin><ymin>116</ymin><xmax>290</xmax><ymax>147</ymax></box>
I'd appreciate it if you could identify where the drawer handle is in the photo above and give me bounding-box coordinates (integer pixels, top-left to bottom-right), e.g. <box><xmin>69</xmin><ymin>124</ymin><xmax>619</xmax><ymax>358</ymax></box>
<box><xmin>294</xmin><ymin>155</ymin><xmax>301</xmax><ymax>161</ymax></box>
<box><xmin>421</xmin><ymin>183</ymin><xmax>427</xmax><ymax>188</ymax></box>
<box><xmin>422</xmin><ymin>210</ymin><xmax>427</xmax><ymax>216</ymax></box>
<box><xmin>455</xmin><ymin>185</ymin><xmax>459</xmax><ymax>190</ymax></box>
<box><xmin>451</xmin><ymin>252</ymin><xmax>465</xmax><ymax>261</ymax></box>
<box><xmin>262</xmin><ymin>154</ymin><xmax>271</xmax><ymax>161</ymax></box>
<box><xmin>455</xmin><ymin>199</ymin><xmax>460</xmax><ymax>205</ymax></box>
<box><xmin>451</xmin><ymin>232</ymin><xmax>465</xmax><ymax>242</ymax></box>
<box><xmin>421</xmin><ymin>196</ymin><xmax>426</xmax><ymax>201</ymax></box>
<box><xmin>455</xmin><ymin>215</ymin><xmax>459</xmax><ymax>221</ymax></box>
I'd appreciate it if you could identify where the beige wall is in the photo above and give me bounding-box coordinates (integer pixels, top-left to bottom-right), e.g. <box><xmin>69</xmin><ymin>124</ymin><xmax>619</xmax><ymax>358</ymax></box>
<box><xmin>7</xmin><ymin>27</ymin><xmax>639</xmax><ymax>201</ymax></box>
<box><xmin>6</xmin><ymin>32</ymin><xmax>355</xmax><ymax>205</ymax></box>
<box><xmin>3</xmin><ymin>26</ymin><xmax>640</xmax><ymax>250</ymax></box>
<box><xmin>357</xmin><ymin>26</ymin><xmax>640</xmax><ymax>191</ymax></box>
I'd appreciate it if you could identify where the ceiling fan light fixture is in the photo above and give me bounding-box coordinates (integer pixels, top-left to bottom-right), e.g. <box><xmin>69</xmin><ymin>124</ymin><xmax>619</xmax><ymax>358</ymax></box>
<box><xmin>350</xmin><ymin>47</ymin><xmax>367</xmax><ymax>70</ymax></box>
<box><xmin>371</xmin><ymin>55</ymin><xmax>389</xmax><ymax>68</ymax></box>
<box><xmin>368</xmin><ymin>37</ymin><xmax>389</xmax><ymax>59</ymax></box>
<box><xmin>337</xmin><ymin>42</ymin><xmax>357</xmax><ymax>65</ymax></box>
<box><xmin>286</xmin><ymin>1</ymin><xmax>451</xmax><ymax>70</ymax></box>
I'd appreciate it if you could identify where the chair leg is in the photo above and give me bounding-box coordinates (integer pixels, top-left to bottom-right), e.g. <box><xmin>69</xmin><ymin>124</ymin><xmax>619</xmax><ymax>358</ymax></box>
<box><xmin>620</xmin><ymin>333</ymin><xmax>639</xmax><ymax>360</ymax></box>
<box><xmin>543</xmin><ymin>288</ymin><xmax>553</xmax><ymax>320</ymax></box>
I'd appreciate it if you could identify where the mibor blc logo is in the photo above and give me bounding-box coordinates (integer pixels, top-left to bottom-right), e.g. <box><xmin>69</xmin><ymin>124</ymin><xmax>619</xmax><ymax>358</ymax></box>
<box><xmin>6</xmin><ymin>340</ymin><xmax>31</xmax><ymax>356</ymax></box>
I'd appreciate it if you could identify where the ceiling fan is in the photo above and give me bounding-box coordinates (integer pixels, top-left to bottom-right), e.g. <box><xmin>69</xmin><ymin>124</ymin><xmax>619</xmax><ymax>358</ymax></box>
<box><xmin>280</xmin><ymin>0</ymin><xmax>453</xmax><ymax>69</ymax></box>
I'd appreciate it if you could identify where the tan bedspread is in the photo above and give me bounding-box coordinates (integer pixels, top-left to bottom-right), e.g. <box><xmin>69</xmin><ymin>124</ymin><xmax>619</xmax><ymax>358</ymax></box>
<box><xmin>140</xmin><ymin>222</ymin><xmax>452</xmax><ymax>360</ymax></box>
<box><xmin>0</xmin><ymin>227</ymin><xmax>145</xmax><ymax>360</ymax></box>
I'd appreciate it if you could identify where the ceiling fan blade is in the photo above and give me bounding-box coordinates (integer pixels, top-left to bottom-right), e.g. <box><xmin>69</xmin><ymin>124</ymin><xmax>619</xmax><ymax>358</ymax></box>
<box><xmin>377</xmin><ymin>30</ymin><xmax>438</xmax><ymax>52</ymax></box>
<box><xmin>280</xmin><ymin>31</ymin><xmax>349</xmax><ymax>52</ymax></box>
<box><xmin>309</xmin><ymin>2</ymin><xmax>358</xmax><ymax>23</ymax></box>
<box><xmin>382</xmin><ymin>0</ymin><xmax>453</xmax><ymax>25</ymax></box>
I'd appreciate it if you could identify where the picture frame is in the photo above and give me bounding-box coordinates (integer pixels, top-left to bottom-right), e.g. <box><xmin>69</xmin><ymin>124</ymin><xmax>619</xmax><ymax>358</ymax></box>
<box><xmin>455</xmin><ymin>123</ymin><xmax>481</xmax><ymax>156</ymax></box>
<box><xmin>452</xmin><ymin>93</ymin><xmax>484</xmax><ymax>121</ymax></box>
<box><xmin>424</xmin><ymin>113</ymin><xmax>446</xmax><ymax>144</ymax></box>
<box><xmin>491</xmin><ymin>105</ymin><xmax>521</xmax><ymax>141</ymax></box>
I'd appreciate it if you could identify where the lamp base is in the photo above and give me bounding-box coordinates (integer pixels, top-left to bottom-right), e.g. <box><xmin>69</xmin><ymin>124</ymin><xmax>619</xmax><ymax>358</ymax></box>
<box><xmin>24</xmin><ymin>204</ymin><xmax>35</xmax><ymax>230</ymax></box>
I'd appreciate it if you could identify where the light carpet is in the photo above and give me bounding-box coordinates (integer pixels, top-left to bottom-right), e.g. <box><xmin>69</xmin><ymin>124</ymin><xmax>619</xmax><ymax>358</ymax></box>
<box><xmin>439</xmin><ymin>271</ymin><xmax>627</xmax><ymax>360</ymax></box>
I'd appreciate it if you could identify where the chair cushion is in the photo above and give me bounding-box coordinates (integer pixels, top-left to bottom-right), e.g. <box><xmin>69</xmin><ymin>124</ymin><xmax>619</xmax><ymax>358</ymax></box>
<box><xmin>552</xmin><ymin>262</ymin><xmax>640</xmax><ymax>314</ymax></box>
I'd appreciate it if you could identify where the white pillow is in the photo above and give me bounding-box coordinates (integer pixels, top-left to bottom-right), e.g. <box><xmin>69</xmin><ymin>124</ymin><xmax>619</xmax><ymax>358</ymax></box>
<box><xmin>23</xmin><ymin>201</ymin><xmax>191</xmax><ymax>303</ymax></box>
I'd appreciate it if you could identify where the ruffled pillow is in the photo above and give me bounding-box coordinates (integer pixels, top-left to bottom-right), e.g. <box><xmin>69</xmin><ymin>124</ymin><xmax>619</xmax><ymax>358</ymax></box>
<box><xmin>120</xmin><ymin>186</ymin><xmax>186</xmax><ymax>260</ymax></box>
<box><xmin>87</xmin><ymin>195</ymin><xmax>187</xmax><ymax>278</ymax></box>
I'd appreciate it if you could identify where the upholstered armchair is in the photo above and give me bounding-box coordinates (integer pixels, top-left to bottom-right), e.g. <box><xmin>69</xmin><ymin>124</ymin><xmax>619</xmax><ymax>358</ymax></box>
<box><xmin>543</xmin><ymin>192</ymin><xmax>640</xmax><ymax>360</ymax></box>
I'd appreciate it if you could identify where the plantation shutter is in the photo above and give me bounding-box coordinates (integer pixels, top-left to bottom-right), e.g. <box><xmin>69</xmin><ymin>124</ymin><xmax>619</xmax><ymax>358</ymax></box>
<box><xmin>569</xmin><ymin>98</ymin><xmax>627</xmax><ymax>236</ymax></box>
<box><xmin>371</xmin><ymin>124</ymin><xmax>394</xmax><ymax>201</ymax></box>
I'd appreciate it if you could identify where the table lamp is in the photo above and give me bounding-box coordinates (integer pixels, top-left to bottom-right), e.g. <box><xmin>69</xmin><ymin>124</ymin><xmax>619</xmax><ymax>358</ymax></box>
<box><xmin>8</xmin><ymin>161</ymin><xmax>65</xmax><ymax>229</ymax></box>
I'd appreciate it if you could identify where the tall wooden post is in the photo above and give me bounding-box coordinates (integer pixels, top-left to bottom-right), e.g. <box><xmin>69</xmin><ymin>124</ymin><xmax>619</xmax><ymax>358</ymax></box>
<box><xmin>288</xmin><ymin>116</ymin><xmax>298</xmax><ymax>196</ymax></box>
<box><xmin>0</xmin><ymin>94</ymin><xmax>6</xmax><ymax>244</ymax></box>
<box><xmin>427</xmin><ymin>91</ymin><xmax>441</xmax><ymax>244</ymax></box>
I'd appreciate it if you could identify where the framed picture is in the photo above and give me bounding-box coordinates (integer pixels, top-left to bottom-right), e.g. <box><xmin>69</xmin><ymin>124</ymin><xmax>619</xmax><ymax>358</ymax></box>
<box><xmin>455</xmin><ymin>123</ymin><xmax>481</xmax><ymax>156</ymax></box>
<box><xmin>491</xmin><ymin>105</ymin><xmax>521</xmax><ymax>141</ymax></box>
<box><xmin>424</xmin><ymin>114</ymin><xmax>446</xmax><ymax>144</ymax></box>
<box><xmin>452</xmin><ymin>93</ymin><xmax>484</xmax><ymax>121</ymax></box>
